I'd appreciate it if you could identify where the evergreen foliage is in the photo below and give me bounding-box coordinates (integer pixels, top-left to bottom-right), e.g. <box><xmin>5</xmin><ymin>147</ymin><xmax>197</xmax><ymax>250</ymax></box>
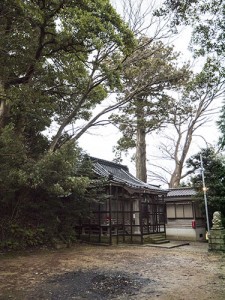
<box><xmin>186</xmin><ymin>148</ymin><xmax>225</xmax><ymax>227</ymax></box>
<box><xmin>0</xmin><ymin>0</ymin><xmax>134</xmax><ymax>250</ymax></box>
<box><xmin>110</xmin><ymin>37</ymin><xmax>190</xmax><ymax>181</ymax></box>
<box><xmin>151</xmin><ymin>0</ymin><xmax>225</xmax><ymax>188</ymax></box>
<box><xmin>156</xmin><ymin>0</ymin><xmax>225</xmax><ymax>57</ymax></box>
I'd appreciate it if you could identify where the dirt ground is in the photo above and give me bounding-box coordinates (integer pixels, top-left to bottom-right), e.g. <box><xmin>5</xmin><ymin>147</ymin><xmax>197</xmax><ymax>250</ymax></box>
<box><xmin>0</xmin><ymin>242</ymin><xmax>225</xmax><ymax>300</ymax></box>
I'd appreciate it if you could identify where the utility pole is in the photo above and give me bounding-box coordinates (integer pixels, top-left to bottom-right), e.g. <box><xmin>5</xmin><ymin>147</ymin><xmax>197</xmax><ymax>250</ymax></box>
<box><xmin>200</xmin><ymin>153</ymin><xmax>210</xmax><ymax>234</ymax></box>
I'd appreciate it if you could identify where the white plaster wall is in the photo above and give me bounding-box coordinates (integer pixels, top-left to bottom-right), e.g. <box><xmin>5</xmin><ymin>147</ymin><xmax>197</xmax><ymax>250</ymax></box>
<box><xmin>166</xmin><ymin>227</ymin><xmax>206</xmax><ymax>241</ymax></box>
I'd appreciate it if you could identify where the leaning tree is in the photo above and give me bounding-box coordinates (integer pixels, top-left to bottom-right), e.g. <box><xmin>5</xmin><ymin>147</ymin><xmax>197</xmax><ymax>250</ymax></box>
<box><xmin>148</xmin><ymin>58</ymin><xmax>225</xmax><ymax>187</ymax></box>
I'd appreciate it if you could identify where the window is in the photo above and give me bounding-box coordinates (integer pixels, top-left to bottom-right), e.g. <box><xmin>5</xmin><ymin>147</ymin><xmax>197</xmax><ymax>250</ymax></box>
<box><xmin>167</xmin><ymin>202</ymin><xmax>194</xmax><ymax>219</ymax></box>
<box><xmin>167</xmin><ymin>204</ymin><xmax>175</xmax><ymax>218</ymax></box>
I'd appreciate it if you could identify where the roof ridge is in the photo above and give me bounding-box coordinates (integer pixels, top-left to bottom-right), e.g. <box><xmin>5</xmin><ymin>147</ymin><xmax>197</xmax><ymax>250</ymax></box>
<box><xmin>89</xmin><ymin>156</ymin><xmax>129</xmax><ymax>171</ymax></box>
<box><xmin>169</xmin><ymin>187</ymin><xmax>195</xmax><ymax>190</ymax></box>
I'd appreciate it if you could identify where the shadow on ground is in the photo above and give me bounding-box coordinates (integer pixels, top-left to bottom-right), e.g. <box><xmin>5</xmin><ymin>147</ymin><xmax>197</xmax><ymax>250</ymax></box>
<box><xmin>28</xmin><ymin>269</ymin><xmax>151</xmax><ymax>300</ymax></box>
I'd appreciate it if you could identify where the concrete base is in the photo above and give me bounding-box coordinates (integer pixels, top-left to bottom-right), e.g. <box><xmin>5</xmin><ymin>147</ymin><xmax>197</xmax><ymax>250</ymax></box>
<box><xmin>166</xmin><ymin>227</ymin><xmax>206</xmax><ymax>241</ymax></box>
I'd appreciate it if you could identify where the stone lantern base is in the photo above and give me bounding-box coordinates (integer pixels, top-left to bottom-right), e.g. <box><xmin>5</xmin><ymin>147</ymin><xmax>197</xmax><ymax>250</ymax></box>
<box><xmin>208</xmin><ymin>229</ymin><xmax>225</xmax><ymax>252</ymax></box>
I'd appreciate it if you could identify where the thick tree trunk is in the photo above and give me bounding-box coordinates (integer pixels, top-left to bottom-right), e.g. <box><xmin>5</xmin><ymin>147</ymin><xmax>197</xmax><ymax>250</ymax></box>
<box><xmin>169</xmin><ymin>164</ymin><xmax>182</xmax><ymax>188</ymax></box>
<box><xmin>136</xmin><ymin>126</ymin><xmax>147</xmax><ymax>182</ymax></box>
<box><xmin>135</xmin><ymin>99</ymin><xmax>147</xmax><ymax>184</ymax></box>
<box><xmin>169</xmin><ymin>128</ymin><xmax>193</xmax><ymax>188</ymax></box>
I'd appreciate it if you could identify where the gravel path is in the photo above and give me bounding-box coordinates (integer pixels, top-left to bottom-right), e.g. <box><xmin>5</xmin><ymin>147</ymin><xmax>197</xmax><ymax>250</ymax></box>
<box><xmin>0</xmin><ymin>242</ymin><xmax>224</xmax><ymax>299</ymax></box>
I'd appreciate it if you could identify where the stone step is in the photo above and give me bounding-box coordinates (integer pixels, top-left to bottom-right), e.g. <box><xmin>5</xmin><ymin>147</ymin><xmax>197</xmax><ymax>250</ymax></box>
<box><xmin>150</xmin><ymin>234</ymin><xmax>166</xmax><ymax>238</ymax></box>
<box><xmin>143</xmin><ymin>234</ymin><xmax>169</xmax><ymax>244</ymax></box>
<box><xmin>153</xmin><ymin>239</ymin><xmax>170</xmax><ymax>244</ymax></box>
<box><xmin>150</xmin><ymin>237</ymin><xmax>169</xmax><ymax>242</ymax></box>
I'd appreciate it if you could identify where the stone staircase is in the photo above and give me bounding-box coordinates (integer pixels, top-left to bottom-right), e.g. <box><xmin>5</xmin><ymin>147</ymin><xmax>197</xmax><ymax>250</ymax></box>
<box><xmin>143</xmin><ymin>233</ymin><xmax>170</xmax><ymax>244</ymax></box>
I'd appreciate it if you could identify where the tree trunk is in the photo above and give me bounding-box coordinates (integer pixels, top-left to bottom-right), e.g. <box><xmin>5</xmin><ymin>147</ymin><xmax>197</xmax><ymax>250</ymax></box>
<box><xmin>135</xmin><ymin>100</ymin><xmax>147</xmax><ymax>182</ymax></box>
<box><xmin>0</xmin><ymin>82</ymin><xmax>9</xmax><ymax>129</ymax></box>
<box><xmin>136</xmin><ymin>125</ymin><xmax>147</xmax><ymax>182</ymax></box>
<box><xmin>169</xmin><ymin>163</ymin><xmax>182</xmax><ymax>188</ymax></box>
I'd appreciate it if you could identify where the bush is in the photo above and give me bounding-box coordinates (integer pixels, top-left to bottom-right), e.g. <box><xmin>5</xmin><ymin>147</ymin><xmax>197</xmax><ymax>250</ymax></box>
<box><xmin>0</xmin><ymin>222</ymin><xmax>48</xmax><ymax>250</ymax></box>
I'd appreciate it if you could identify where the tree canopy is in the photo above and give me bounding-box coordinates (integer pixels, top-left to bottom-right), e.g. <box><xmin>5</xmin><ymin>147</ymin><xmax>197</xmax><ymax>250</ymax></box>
<box><xmin>0</xmin><ymin>0</ymin><xmax>135</xmax><ymax>250</ymax></box>
<box><xmin>157</xmin><ymin>0</ymin><xmax>225</xmax><ymax>57</ymax></box>
<box><xmin>111</xmin><ymin>37</ymin><xmax>190</xmax><ymax>181</ymax></box>
<box><xmin>186</xmin><ymin>147</ymin><xmax>225</xmax><ymax>226</ymax></box>
<box><xmin>0</xmin><ymin>0</ymin><xmax>135</xmax><ymax>143</ymax></box>
<box><xmin>1</xmin><ymin>0</ymin><xmax>224</xmax><ymax>250</ymax></box>
<box><xmin>149</xmin><ymin>58</ymin><xmax>225</xmax><ymax>187</ymax></box>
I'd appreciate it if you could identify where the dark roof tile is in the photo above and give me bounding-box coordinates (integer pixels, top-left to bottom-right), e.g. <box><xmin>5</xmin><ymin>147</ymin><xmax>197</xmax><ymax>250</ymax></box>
<box><xmin>166</xmin><ymin>187</ymin><xmax>196</xmax><ymax>197</ymax></box>
<box><xmin>90</xmin><ymin>157</ymin><xmax>165</xmax><ymax>193</ymax></box>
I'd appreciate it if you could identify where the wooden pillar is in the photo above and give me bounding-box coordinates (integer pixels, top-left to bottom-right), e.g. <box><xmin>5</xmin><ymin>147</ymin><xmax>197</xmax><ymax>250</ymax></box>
<box><xmin>134</xmin><ymin>198</ymin><xmax>141</xmax><ymax>234</ymax></box>
<box><xmin>88</xmin><ymin>203</ymin><xmax>91</xmax><ymax>242</ymax></box>
<box><xmin>163</xmin><ymin>194</ymin><xmax>167</xmax><ymax>234</ymax></box>
<box><xmin>109</xmin><ymin>183</ymin><xmax>112</xmax><ymax>245</ymax></box>
<box><xmin>140</xmin><ymin>197</ymin><xmax>143</xmax><ymax>244</ymax></box>
<box><xmin>122</xmin><ymin>188</ymin><xmax>125</xmax><ymax>243</ymax></box>
<box><xmin>98</xmin><ymin>203</ymin><xmax>101</xmax><ymax>243</ymax></box>
<box><xmin>130</xmin><ymin>200</ymin><xmax>133</xmax><ymax>243</ymax></box>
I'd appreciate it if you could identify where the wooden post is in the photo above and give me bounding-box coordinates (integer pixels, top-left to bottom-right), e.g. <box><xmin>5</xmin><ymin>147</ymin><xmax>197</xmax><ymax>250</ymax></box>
<box><xmin>122</xmin><ymin>189</ymin><xmax>125</xmax><ymax>243</ymax></box>
<box><xmin>98</xmin><ymin>203</ymin><xmax>101</xmax><ymax>243</ymax></box>
<box><xmin>130</xmin><ymin>200</ymin><xmax>133</xmax><ymax>243</ymax></box>
<box><xmin>140</xmin><ymin>197</ymin><xmax>143</xmax><ymax>244</ymax></box>
<box><xmin>109</xmin><ymin>183</ymin><xmax>112</xmax><ymax>245</ymax></box>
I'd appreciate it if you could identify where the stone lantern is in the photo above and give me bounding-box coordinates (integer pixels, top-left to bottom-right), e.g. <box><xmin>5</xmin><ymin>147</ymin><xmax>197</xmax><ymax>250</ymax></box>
<box><xmin>208</xmin><ymin>211</ymin><xmax>225</xmax><ymax>252</ymax></box>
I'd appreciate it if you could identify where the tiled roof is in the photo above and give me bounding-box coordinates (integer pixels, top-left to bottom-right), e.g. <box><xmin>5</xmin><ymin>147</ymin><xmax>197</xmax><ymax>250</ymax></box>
<box><xmin>90</xmin><ymin>157</ymin><xmax>165</xmax><ymax>193</ymax></box>
<box><xmin>166</xmin><ymin>187</ymin><xmax>196</xmax><ymax>197</ymax></box>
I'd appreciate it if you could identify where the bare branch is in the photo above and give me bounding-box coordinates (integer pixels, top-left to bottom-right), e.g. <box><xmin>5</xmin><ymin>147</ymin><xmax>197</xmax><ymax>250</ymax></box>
<box><xmin>112</xmin><ymin>0</ymin><xmax>174</xmax><ymax>40</ymax></box>
<box><xmin>147</xmin><ymin>169</ymin><xmax>169</xmax><ymax>185</ymax></box>
<box><xmin>154</xmin><ymin>65</ymin><xmax>225</xmax><ymax>187</ymax></box>
<box><xmin>148</xmin><ymin>162</ymin><xmax>172</xmax><ymax>175</ymax></box>
<box><xmin>180</xmin><ymin>168</ymin><xmax>196</xmax><ymax>179</ymax></box>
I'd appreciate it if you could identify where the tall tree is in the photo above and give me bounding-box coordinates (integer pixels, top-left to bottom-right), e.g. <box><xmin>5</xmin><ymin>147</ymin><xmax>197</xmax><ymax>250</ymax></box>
<box><xmin>70</xmin><ymin>0</ymin><xmax>180</xmax><ymax>141</ymax></box>
<box><xmin>0</xmin><ymin>0</ymin><xmax>134</xmax><ymax>180</ymax></box>
<box><xmin>153</xmin><ymin>0</ymin><xmax>225</xmax><ymax>187</ymax></box>
<box><xmin>0</xmin><ymin>0</ymin><xmax>134</xmax><ymax>143</ymax></box>
<box><xmin>111</xmin><ymin>37</ymin><xmax>190</xmax><ymax>182</ymax></box>
<box><xmin>149</xmin><ymin>58</ymin><xmax>225</xmax><ymax>187</ymax></box>
<box><xmin>0</xmin><ymin>0</ymin><xmax>135</xmax><ymax>249</ymax></box>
